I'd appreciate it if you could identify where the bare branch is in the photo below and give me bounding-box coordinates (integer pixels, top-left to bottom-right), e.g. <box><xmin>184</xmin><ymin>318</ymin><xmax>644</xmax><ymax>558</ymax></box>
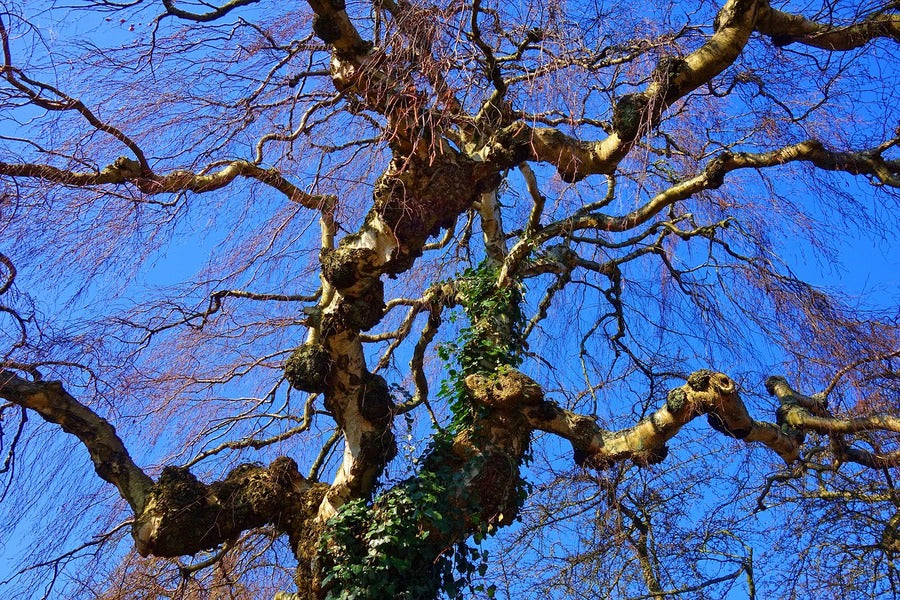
<box><xmin>756</xmin><ymin>6</ymin><xmax>900</xmax><ymax>50</ymax></box>
<box><xmin>160</xmin><ymin>0</ymin><xmax>261</xmax><ymax>23</ymax></box>
<box><xmin>0</xmin><ymin>370</ymin><xmax>153</xmax><ymax>513</ymax></box>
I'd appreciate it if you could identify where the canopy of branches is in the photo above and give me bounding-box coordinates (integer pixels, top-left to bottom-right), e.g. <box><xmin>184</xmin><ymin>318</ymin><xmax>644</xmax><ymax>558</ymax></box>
<box><xmin>0</xmin><ymin>0</ymin><xmax>899</xmax><ymax>598</ymax></box>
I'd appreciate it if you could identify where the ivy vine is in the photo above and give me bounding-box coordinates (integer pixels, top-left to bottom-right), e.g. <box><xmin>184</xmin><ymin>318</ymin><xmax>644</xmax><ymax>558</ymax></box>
<box><xmin>319</xmin><ymin>439</ymin><xmax>497</xmax><ymax>599</ymax></box>
<box><xmin>319</xmin><ymin>261</ymin><xmax>526</xmax><ymax>599</ymax></box>
<box><xmin>437</xmin><ymin>261</ymin><xmax>526</xmax><ymax>431</ymax></box>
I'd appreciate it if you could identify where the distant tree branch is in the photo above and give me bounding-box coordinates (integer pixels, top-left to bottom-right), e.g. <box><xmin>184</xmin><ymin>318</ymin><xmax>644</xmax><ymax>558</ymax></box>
<box><xmin>159</xmin><ymin>0</ymin><xmax>260</xmax><ymax>23</ymax></box>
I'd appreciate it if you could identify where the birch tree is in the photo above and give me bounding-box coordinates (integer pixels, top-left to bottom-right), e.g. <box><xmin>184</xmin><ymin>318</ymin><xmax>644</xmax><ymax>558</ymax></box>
<box><xmin>1</xmin><ymin>0</ymin><xmax>899</xmax><ymax>597</ymax></box>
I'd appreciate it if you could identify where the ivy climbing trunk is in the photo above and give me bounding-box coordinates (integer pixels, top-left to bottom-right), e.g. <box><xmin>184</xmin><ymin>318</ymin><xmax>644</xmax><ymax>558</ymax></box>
<box><xmin>311</xmin><ymin>262</ymin><xmax>537</xmax><ymax>599</ymax></box>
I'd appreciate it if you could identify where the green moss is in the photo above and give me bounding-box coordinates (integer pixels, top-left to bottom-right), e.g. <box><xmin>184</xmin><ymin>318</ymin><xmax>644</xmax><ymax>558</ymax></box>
<box><xmin>687</xmin><ymin>369</ymin><xmax>714</xmax><ymax>391</ymax></box>
<box><xmin>666</xmin><ymin>387</ymin><xmax>688</xmax><ymax>413</ymax></box>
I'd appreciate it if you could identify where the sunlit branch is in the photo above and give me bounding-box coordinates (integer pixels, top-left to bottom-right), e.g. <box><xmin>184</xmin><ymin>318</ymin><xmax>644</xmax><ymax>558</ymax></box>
<box><xmin>767</xmin><ymin>376</ymin><xmax>900</xmax><ymax>468</ymax></box>
<box><xmin>485</xmin><ymin>0</ymin><xmax>762</xmax><ymax>180</ymax></box>
<box><xmin>522</xmin><ymin>268</ymin><xmax>572</xmax><ymax>340</ymax></box>
<box><xmin>520</xmin><ymin>162</ymin><xmax>546</xmax><ymax>235</ymax></box>
<box><xmin>616</xmin><ymin>499</ymin><xmax>663</xmax><ymax>597</ymax></box>
<box><xmin>254</xmin><ymin>94</ymin><xmax>344</xmax><ymax>164</ymax></box>
<box><xmin>405</xmin><ymin>304</ymin><xmax>442</xmax><ymax>422</ymax></box>
<box><xmin>0</xmin><ymin>370</ymin><xmax>153</xmax><ymax>513</ymax></box>
<box><xmin>470</xmin><ymin>0</ymin><xmax>507</xmax><ymax>96</ymax></box>
<box><xmin>534</xmin><ymin>138</ymin><xmax>899</xmax><ymax>246</ymax></box>
<box><xmin>526</xmin><ymin>371</ymin><xmax>803</xmax><ymax>465</ymax></box>
<box><xmin>479</xmin><ymin>188</ymin><xmax>509</xmax><ymax>264</ymax></box>
<box><xmin>422</xmin><ymin>221</ymin><xmax>457</xmax><ymax>251</ymax></box>
<box><xmin>304</xmin><ymin>0</ymin><xmax>370</xmax><ymax>61</ymax></box>
<box><xmin>626</xmin><ymin>565</ymin><xmax>747</xmax><ymax>600</ymax></box>
<box><xmin>756</xmin><ymin>5</ymin><xmax>900</xmax><ymax>50</ymax></box>
<box><xmin>179</xmin><ymin>540</ymin><xmax>234</xmax><ymax>577</ymax></box>
<box><xmin>308</xmin><ymin>427</ymin><xmax>341</xmax><ymax>482</ymax></box>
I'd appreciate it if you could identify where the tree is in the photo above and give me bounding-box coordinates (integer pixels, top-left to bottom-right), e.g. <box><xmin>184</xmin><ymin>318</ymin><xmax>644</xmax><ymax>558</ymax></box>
<box><xmin>0</xmin><ymin>0</ymin><xmax>898</xmax><ymax>597</ymax></box>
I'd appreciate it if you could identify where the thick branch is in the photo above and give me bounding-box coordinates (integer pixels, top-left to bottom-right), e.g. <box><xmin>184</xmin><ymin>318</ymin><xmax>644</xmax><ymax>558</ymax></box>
<box><xmin>0</xmin><ymin>158</ymin><xmax>335</xmax><ymax>210</ymax></box>
<box><xmin>316</xmin><ymin>372</ymin><xmax>538</xmax><ymax>598</ymax></box>
<box><xmin>0</xmin><ymin>370</ymin><xmax>153</xmax><ymax>513</ymax></box>
<box><xmin>756</xmin><ymin>5</ymin><xmax>900</xmax><ymax>50</ymax></box>
<box><xmin>132</xmin><ymin>458</ymin><xmax>325</xmax><ymax>557</ymax></box>
<box><xmin>305</xmin><ymin>0</ymin><xmax>370</xmax><ymax>59</ymax></box>
<box><xmin>533</xmin><ymin>139</ymin><xmax>899</xmax><ymax>245</ymax></box>
<box><xmin>766</xmin><ymin>376</ymin><xmax>900</xmax><ymax>468</ymax></box>
<box><xmin>0</xmin><ymin>371</ymin><xmax>329</xmax><ymax>561</ymax></box>
<box><xmin>485</xmin><ymin>0</ymin><xmax>761</xmax><ymax>180</ymax></box>
<box><xmin>525</xmin><ymin>370</ymin><xmax>802</xmax><ymax>465</ymax></box>
<box><xmin>525</xmin><ymin>371</ymin><xmax>900</xmax><ymax>471</ymax></box>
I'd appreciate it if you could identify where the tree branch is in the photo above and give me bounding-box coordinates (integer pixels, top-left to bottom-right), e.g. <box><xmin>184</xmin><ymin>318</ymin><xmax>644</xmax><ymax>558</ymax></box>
<box><xmin>484</xmin><ymin>0</ymin><xmax>763</xmax><ymax>180</ymax></box>
<box><xmin>756</xmin><ymin>5</ymin><xmax>900</xmax><ymax>50</ymax></box>
<box><xmin>0</xmin><ymin>158</ymin><xmax>337</xmax><ymax>211</ymax></box>
<box><xmin>0</xmin><ymin>370</ymin><xmax>153</xmax><ymax>513</ymax></box>
<box><xmin>526</xmin><ymin>370</ymin><xmax>802</xmax><ymax>465</ymax></box>
<box><xmin>132</xmin><ymin>458</ymin><xmax>324</xmax><ymax>557</ymax></box>
<box><xmin>160</xmin><ymin>0</ymin><xmax>261</xmax><ymax>23</ymax></box>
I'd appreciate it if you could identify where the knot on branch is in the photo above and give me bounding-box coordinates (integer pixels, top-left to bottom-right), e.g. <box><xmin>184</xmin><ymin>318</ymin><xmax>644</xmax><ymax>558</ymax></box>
<box><xmin>665</xmin><ymin>387</ymin><xmax>690</xmax><ymax>414</ymax></box>
<box><xmin>104</xmin><ymin>156</ymin><xmax>143</xmax><ymax>178</ymax></box>
<box><xmin>463</xmin><ymin>369</ymin><xmax>543</xmax><ymax>410</ymax></box>
<box><xmin>573</xmin><ymin>446</ymin><xmax>616</xmax><ymax>470</ymax></box>
<box><xmin>764</xmin><ymin>375</ymin><xmax>788</xmax><ymax>396</ymax></box>
<box><xmin>335</xmin><ymin>277</ymin><xmax>385</xmax><ymax>331</ymax></box>
<box><xmin>612</xmin><ymin>93</ymin><xmax>650</xmax><ymax>140</ymax></box>
<box><xmin>132</xmin><ymin>459</ymin><xmax>309</xmax><ymax>558</ymax></box>
<box><xmin>284</xmin><ymin>342</ymin><xmax>331</xmax><ymax>393</ymax></box>
<box><xmin>653</xmin><ymin>56</ymin><xmax>688</xmax><ymax>99</ymax></box>
<box><xmin>687</xmin><ymin>370</ymin><xmax>735</xmax><ymax>395</ymax></box>
<box><xmin>358</xmin><ymin>372</ymin><xmax>394</xmax><ymax>428</ymax></box>
<box><xmin>321</xmin><ymin>246</ymin><xmax>379</xmax><ymax>291</ymax></box>
<box><xmin>706</xmin><ymin>152</ymin><xmax>732</xmax><ymax>188</ymax></box>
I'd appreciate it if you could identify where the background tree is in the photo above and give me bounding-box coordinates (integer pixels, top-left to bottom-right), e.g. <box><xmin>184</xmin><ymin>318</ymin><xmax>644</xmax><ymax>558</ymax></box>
<box><xmin>0</xmin><ymin>0</ymin><xmax>899</xmax><ymax>597</ymax></box>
